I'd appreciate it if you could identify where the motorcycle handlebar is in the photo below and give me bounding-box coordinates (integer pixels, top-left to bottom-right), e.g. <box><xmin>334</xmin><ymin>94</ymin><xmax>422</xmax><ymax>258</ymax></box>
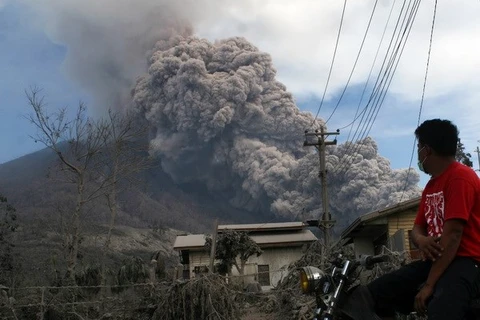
<box><xmin>358</xmin><ymin>254</ymin><xmax>389</xmax><ymax>268</ymax></box>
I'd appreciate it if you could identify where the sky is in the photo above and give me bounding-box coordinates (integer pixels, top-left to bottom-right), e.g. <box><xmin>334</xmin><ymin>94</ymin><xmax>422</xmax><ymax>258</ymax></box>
<box><xmin>0</xmin><ymin>0</ymin><xmax>479</xmax><ymax>189</ymax></box>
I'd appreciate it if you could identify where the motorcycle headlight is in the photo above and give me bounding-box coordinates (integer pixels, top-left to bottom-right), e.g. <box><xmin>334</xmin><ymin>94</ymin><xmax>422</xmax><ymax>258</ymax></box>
<box><xmin>300</xmin><ymin>266</ymin><xmax>325</xmax><ymax>294</ymax></box>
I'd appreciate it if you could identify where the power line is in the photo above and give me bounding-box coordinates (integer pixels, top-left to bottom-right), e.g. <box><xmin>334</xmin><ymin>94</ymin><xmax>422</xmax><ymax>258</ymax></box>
<box><xmin>330</xmin><ymin>0</ymin><xmax>400</xmax><ymax>134</ymax></box>
<box><xmin>324</xmin><ymin>0</ymin><xmax>380</xmax><ymax>125</ymax></box>
<box><xmin>311</xmin><ymin>0</ymin><xmax>348</xmax><ymax>128</ymax></box>
<box><xmin>339</xmin><ymin>0</ymin><xmax>398</xmax><ymax>138</ymax></box>
<box><xmin>400</xmin><ymin>0</ymin><xmax>438</xmax><ymax>202</ymax></box>
<box><xmin>333</xmin><ymin>0</ymin><xmax>420</xmax><ymax>176</ymax></box>
<box><xmin>334</xmin><ymin>0</ymin><xmax>422</xmax><ymax>177</ymax></box>
<box><xmin>366</xmin><ymin>0</ymin><xmax>423</xmax><ymax>137</ymax></box>
<box><xmin>337</xmin><ymin>0</ymin><xmax>422</xmax><ymax>178</ymax></box>
<box><xmin>333</xmin><ymin>0</ymin><xmax>413</xmax><ymax>174</ymax></box>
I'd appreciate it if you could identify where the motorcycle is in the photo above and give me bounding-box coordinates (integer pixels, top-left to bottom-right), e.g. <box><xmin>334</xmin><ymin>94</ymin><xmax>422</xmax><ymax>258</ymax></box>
<box><xmin>299</xmin><ymin>253</ymin><xmax>389</xmax><ymax>320</ymax></box>
<box><xmin>299</xmin><ymin>254</ymin><xmax>480</xmax><ymax>320</ymax></box>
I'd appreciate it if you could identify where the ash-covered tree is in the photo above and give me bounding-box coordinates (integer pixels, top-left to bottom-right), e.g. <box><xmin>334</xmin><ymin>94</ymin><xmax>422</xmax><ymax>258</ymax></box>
<box><xmin>205</xmin><ymin>230</ymin><xmax>262</xmax><ymax>276</ymax></box>
<box><xmin>0</xmin><ymin>195</ymin><xmax>18</xmax><ymax>285</ymax></box>
<box><xmin>26</xmin><ymin>89</ymin><xmax>104</xmax><ymax>282</ymax></box>
<box><xmin>25</xmin><ymin>88</ymin><xmax>150</xmax><ymax>284</ymax></box>
<box><xmin>456</xmin><ymin>138</ymin><xmax>473</xmax><ymax>167</ymax></box>
<box><xmin>117</xmin><ymin>256</ymin><xmax>149</xmax><ymax>286</ymax></box>
<box><xmin>96</xmin><ymin>110</ymin><xmax>151</xmax><ymax>289</ymax></box>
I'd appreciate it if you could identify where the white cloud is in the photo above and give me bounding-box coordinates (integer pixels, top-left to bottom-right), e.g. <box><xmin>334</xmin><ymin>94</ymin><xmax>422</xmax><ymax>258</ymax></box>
<box><xmin>19</xmin><ymin>0</ymin><xmax>479</xmax><ymax>126</ymax></box>
<box><xmin>196</xmin><ymin>1</ymin><xmax>480</xmax><ymax>99</ymax></box>
<box><xmin>14</xmin><ymin>0</ymin><xmax>480</xmax><ymax>166</ymax></box>
<box><xmin>194</xmin><ymin>0</ymin><xmax>480</xmax><ymax>158</ymax></box>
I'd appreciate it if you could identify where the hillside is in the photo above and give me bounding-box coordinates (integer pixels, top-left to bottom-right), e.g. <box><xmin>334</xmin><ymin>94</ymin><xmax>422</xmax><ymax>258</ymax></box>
<box><xmin>0</xmin><ymin>146</ymin><xmax>278</xmax><ymax>284</ymax></box>
<box><xmin>0</xmin><ymin>146</ymin><xmax>276</xmax><ymax>231</ymax></box>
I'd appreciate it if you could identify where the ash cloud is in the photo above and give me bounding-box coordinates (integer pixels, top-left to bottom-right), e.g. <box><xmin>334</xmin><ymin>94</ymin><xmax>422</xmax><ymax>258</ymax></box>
<box><xmin>22</xmin><ymin>0</ymin><xmax>421</xmax><ymax>230</ymax></box>
<box><xmin>18</xmin><ymin>0</ymin><xmax>236</xmax><ymax>112</ymax></box>
<box><xmin>132</xmin><ymin>35</ymin><xmax>421</xmax><ymax>230</ymax></box>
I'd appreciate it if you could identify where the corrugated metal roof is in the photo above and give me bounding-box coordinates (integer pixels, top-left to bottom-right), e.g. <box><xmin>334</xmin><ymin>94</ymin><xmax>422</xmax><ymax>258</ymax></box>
<box><xmin>218</xmin><ymin>221</ymin><xmax>305</xmax><ymax>232</ymax></box>
<box><xmin>173</xmin><ymin>229</ymin><xmax>318</xmax><ymax>250</ymax></box>
<box><xmin>341</xmin><ymin>196</ymin><xmax>421</xmax><ymax>240</ymax></box>
<box><xmin>251</xmin><ymin>229</ymin><xmax>317</xmax><ymax>245</ymax></box>
<box><xmin>173</xmin><ymin>234</ymin><xmax>206</xmax><ymax>249</ymax></box>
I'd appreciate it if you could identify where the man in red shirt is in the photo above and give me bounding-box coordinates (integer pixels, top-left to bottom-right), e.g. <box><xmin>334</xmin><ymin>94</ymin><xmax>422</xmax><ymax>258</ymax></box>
<box><xmin>345</xmin><ymin>119</ymin><xmax>480</xmax><ymax>320</ymax></box>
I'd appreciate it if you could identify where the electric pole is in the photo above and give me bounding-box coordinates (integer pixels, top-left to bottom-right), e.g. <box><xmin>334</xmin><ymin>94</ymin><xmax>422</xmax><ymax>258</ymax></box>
<box><xmin>475</xmin><ymin>145</ymin><xmax>480</xmax><ymax>172</ymax></box>
<box><xmin>304</xmin><ymin>127</ymin><xmax>340</xmax><ymax>249</ymax></box>
<box><xmin>209</xmin><ymin>219</ymin><xmax>218</xmax><ymax>273</ymax></box>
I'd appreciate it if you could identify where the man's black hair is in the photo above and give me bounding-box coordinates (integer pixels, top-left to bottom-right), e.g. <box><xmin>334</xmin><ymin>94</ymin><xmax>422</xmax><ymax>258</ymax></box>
<box><xmin>414</xmin><ymin>119</ymin><xmax>458</xmax><ymax>157</ymax></box>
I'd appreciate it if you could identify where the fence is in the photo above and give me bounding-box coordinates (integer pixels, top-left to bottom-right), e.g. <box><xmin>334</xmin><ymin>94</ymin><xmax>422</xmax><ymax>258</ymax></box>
<box><xmin>0</xmin><ymin>282</ymin><xmax>160</xmax><ymax>320</ymax></box>
<box><xmin>0</xmin><ymin>267</ymin><xmax>296</xmax><ymax>320</ymax></box>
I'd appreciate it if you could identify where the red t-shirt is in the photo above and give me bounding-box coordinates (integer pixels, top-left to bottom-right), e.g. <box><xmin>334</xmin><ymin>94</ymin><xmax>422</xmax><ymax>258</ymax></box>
<box><xmin>414</xmin><ymin>161</ymin><xmax>480</xmax><ymax>261</ymax></box>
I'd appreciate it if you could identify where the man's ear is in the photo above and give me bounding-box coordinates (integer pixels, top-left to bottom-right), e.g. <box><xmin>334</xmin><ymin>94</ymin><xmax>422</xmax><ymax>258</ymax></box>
<box><xmin>425</xmin><ymin>145</ymin><xmax>433</xmax><ymax>156</ymax></box>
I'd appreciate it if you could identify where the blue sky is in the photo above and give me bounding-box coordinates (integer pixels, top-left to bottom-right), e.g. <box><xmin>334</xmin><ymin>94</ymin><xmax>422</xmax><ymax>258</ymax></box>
<box><xmin>0</xmin><ymin>1</ymin><xmax>89</xmax><ymax>163</ymax></box>
<box><xmin>1</xmin><ymin>0</ymin><xmax>479</xmax><ymax>190</ymax></box>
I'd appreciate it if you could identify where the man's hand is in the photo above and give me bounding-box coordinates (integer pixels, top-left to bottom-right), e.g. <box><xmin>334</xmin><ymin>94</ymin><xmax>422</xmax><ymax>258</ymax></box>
<box><xmin>417</xmin><ymin>235</ymin><xmax>443</xmax><ymax>261</ymax></box>
<box><xmin>414</xmin><ymin>283</ymin><xmax>434</xmax><ymax>315</ymax></box>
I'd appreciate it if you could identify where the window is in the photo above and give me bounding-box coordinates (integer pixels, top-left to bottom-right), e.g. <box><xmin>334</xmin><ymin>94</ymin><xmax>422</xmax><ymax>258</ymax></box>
<box><xmin>258</xmin><ymin>265</ymin><xmax>270</xmax><ymax>286</ymax></box>
<box><xmin>194</xmin><ymin>265</ymin><xmax>209</xmax><ymax>276</ymax></box>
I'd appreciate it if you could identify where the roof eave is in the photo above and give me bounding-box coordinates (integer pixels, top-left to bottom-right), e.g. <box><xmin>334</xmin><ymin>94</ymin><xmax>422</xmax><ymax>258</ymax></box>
<box><xmin>174</xmin><ymin>245</ymin><xmax>206</xmax><ymax>251</ymax></box>
<box><xmin>341</xmin><ymin>196</ymin><xmax>421</xmax><ymax>240</ymax></box>
<box><xmin>340</xmin><ymin>217</ymin><xmax>362</xmax><ymax>240</ymax></box>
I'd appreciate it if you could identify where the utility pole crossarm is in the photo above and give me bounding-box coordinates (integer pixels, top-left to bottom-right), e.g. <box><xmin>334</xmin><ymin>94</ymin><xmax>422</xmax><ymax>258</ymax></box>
<box><xmin>303</xmin><ymin>127</ymin><xmax>340</xmax><ymax>249</ymax></box>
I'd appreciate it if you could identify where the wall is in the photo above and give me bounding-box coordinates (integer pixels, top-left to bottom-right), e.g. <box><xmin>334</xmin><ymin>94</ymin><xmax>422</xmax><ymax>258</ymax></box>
<box><xmin>188</xmin><ymin>250</ymin><xmax>210</xmax><ymax>278</ymax></box>
<box><xmin>183</xmin><ymin>244</ymin><xmax>311</xmax><ymax>289</ymax></box>
<box><xmin>387</xmin><ymin>208</ymin><xmax>418</xmax><ymax>252</ymax></box>
<box><xmin>352</xmin><ymin>237</ymin><xmax>375</xmax><ymax>258</ymax></box>
<box><xmin>231</xmin><ymin>245</ymin><xmax>308</xmax><ymax>290</ymax></box>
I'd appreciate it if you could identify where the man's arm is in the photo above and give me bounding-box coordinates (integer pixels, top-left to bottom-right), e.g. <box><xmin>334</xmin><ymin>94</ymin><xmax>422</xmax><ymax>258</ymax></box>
<box><xmin>411</xmin><ymin>224</ymin><xmax>443</xmax><ymax>261</ymax></box>
<box><xmin>414</xmin><ymin>219</ymin><xmax>464</xmax><ymax>313</ymax></box>
<box><xmin>424</xmin><ymin>219</ymin><xmax>464</xmax><ymax>287</ymax></box>
<box><xmin>411</xmin><ymin>224</ymin><xmax>428</xmax><ymax>248</ymax></box>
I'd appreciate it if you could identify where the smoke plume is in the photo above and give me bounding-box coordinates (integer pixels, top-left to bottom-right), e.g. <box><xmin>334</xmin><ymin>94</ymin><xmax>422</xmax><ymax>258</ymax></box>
<box><xmin>18</xmin><ymin>0</ymin><xmax>242</xmax><ymax>112</ymax></box>
<box><xmin>21</xmin><ymin>0</ymin><xmax>421</xmax><ymax>231</ymax></box>
<box><xmin>131</xmin><ymin>35</ymin><xmax>421</xmax><ymax>231</ymax></box>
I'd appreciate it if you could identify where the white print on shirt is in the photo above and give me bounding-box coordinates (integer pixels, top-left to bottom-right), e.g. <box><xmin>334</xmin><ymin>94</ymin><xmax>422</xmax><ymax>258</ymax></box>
<box><xmin>424</xmin><ymin>191</ymin><xmax>445</xmax><ymax>237</ymax></box>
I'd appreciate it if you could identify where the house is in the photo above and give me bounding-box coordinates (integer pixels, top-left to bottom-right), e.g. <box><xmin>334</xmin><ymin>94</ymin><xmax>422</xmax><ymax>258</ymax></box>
<box><xmin>341</xmin><ymin>197</ymin><xmax>421</xmax><ymax>259</ymax></box>
<box><xmin>173</xmin><ymin>221</ymin><xmax>318</xmax><ymax>290</ymax></box>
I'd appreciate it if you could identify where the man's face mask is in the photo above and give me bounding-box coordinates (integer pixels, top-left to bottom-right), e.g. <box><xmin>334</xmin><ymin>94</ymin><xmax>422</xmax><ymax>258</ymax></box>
<box><xmin>417</xmin><ymin>146</ymin><xmax>428</xmax><ymax>173</ymax></box>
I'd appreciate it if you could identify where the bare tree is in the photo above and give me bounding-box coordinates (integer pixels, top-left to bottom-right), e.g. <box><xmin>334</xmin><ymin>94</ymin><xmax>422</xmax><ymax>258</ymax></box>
<box><xmin>25</xmin><ymin>88</ymin><xmax>150</xmax><ymax>283</ymax></box>
<box><xmin>26</xmin><ymin>88</ymin><xmax>108</xmax><ymax>282</ymax></box>
<box><xmin>97</xmin><ymin>110</ymin><xmax>151</xmax><ymax>288</ymax></box>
